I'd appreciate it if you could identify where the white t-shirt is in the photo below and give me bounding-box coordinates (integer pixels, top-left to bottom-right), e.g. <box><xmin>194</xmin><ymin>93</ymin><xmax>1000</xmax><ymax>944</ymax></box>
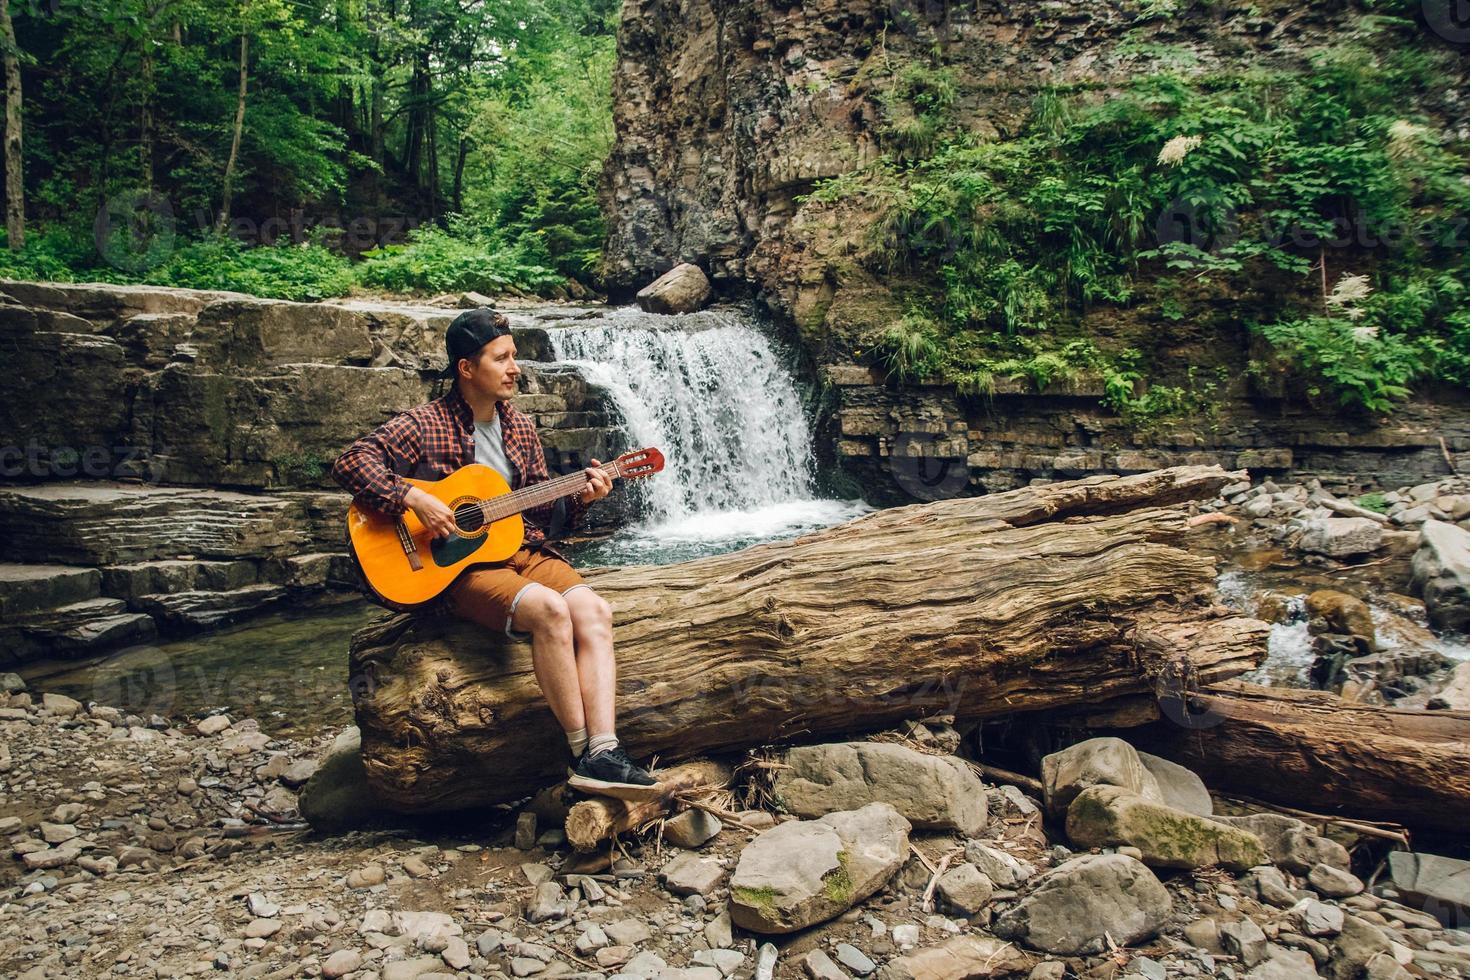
<box><xmin>473</xmin><ymin>414</ymin><xmax>513</xmax><ymax>484</ymax></box>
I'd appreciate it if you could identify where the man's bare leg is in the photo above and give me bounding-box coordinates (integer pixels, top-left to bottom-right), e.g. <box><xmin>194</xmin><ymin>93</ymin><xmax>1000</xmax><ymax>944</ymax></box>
<box><xmin>563</xmin><ymin>586</ymin><xmax>615</xmax><ymax>737</ymax></box>
<box><xmin>511</xmin><ymin>585</ymin><xmax>586</xmax><ymax>733</ymax></box>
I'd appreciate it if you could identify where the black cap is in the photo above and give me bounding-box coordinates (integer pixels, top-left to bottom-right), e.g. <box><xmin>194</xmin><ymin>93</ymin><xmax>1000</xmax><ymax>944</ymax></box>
<box><xmin>441</xmin><ymin>308</ymin><xmax>511</xmax><ymax>378</ymax></box>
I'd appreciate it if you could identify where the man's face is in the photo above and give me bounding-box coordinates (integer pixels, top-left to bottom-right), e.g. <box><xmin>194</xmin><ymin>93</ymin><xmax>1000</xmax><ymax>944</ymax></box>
<box><xmin>458</xmin><ymin>334</ymin><xmax>519</xmax><ymax>401</ymax></box>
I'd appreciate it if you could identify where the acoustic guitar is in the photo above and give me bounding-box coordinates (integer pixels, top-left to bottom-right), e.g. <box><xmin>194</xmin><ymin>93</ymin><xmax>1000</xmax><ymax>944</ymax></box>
<box><xmin>347</xmin><ymin>448</ymin><xmax>665</xmax><ymax>610</ymax></box>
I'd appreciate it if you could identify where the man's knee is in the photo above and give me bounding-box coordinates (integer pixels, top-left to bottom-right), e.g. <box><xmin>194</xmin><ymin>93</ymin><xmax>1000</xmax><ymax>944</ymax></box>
<box><xmin>514</xmin><ymin>585</ymin><xmax>572</xmax><ymax>637</ymax></box>
<box><xmin>566</xmin><ymin>588</ymin><xmax>612</xmax><ymax>629</ymax></box>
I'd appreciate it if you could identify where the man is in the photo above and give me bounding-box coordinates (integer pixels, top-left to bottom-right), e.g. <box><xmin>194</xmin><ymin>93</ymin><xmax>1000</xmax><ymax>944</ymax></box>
<box><xmin>332</xmin><ymin>308</ymin><xmax>658</xmax><ymax>799</ymax></box>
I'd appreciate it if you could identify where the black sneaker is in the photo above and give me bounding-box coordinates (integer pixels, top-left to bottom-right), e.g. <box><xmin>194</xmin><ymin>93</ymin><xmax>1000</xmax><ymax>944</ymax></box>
<box><xmin>567</xmin><ymin>746</ymin><xmax>662</xmax><ymax>802</ymax></box>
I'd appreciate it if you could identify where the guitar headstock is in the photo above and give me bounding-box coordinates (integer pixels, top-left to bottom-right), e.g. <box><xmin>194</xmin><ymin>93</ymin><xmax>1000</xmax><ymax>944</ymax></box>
<box><xmin>613</xmin><ymin>447</ymin><xmax>665</xmax><ymax>479</ymax></box>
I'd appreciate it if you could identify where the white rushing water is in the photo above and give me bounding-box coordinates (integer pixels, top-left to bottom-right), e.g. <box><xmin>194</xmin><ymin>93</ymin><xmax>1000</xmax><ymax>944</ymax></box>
<box><xmin>548</xmin><ymin>306</ymin><xmax>870</xmax><ymax>561</ymax></box>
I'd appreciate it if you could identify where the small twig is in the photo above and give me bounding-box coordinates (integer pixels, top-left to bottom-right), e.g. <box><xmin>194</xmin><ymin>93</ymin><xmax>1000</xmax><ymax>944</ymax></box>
<box><xmin>1440</xmin><ymin>436</ymin><xmax>1457</xmax><ymax>474</ymax></box>
<box><xmin>1223</xmin><ymin>795</ymin><xmax>1410</xmax><ymax>846</ymax></box>
<box><xmin>908</xmin><ymin>843</ymin><xmax>937</xmax><ymax>876</ymax></box>
<box><xmin>921</xmin><ymin>848</ymin><xmax>963</xmax><ymax>913</ymax></box>
<box><xmin>672</xmin><ymin>793</ymin><xmax>756</xmax><ymax>829</ymax></box>
<box><xmin>550</xmin><ymin>944</ymin><xmax>602</xmax><ymax>971</ymax></box>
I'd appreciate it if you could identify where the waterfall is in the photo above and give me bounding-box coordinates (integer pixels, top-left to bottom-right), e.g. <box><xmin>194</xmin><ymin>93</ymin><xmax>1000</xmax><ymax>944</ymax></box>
<box><xmin>548</xmin><ymin>306</ymin><xmax>869</xmax><ymax>560</ymax></box>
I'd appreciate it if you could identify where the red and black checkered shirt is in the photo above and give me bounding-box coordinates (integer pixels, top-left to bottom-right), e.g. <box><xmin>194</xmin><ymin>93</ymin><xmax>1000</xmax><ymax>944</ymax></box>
<box><xmin>331</xmin><ymin>386</ymin><xmax>588</xmax><ymax>552</ymax></box>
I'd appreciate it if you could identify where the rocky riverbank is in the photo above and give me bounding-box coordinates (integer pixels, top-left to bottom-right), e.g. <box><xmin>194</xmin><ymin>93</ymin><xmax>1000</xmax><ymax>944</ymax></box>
<box><xmin>3</xmin><ymin>670</ymin><xmax>1468</xmax><ymax>980</ymax></box>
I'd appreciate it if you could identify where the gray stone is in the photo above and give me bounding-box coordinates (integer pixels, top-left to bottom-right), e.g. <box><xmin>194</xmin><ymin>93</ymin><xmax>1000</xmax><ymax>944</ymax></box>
<box><xmin>664</xmin><ymin>808</ymin><xmax>722</xmax><ymax>848</ymax></box>
<box><xmin>1245</xmin><ymin>946</ymin><xmax>1321</xmax><ymax>980</ymax></box>
<box><xmin>660</xmin><ymin>851</ymin><xmax>725</xmax><ymax>896</ymax></box>
<box><xmin>40</xmin><ymin>692</ymin><xmax>82</xmax><ymax>717</ymax></box>
<box><xmin>992</xmin><ymin>854</ymin><xmax>1171</xmax><ymax>956</ymax></box>
<box><xmin>1388</xmin><ymin>850</ymin><xmax>1470</xmax><ymax>926</ymax></box>
<box><xmin>876</xmin><ymin>935</ymin><xmax>1035</xmax><ymax>980</ymax></box>
<box><xmin>1308</xmin><ymin>863</ymin><xmax>1364</xmax><ymax>898</ymax></box>
<box><xmin>622</xmin><ymin>950</ymin><xmax>668</xmax><ymax>978</ymax></box>
<box><xmin>1221</xmin><ymin>918</ymin><xmax>1269</xmax><ymax>968</ymax></box>
<box><xmin>383</xmin><ymin>956</ymin><xmax>448</xmax><ymax>980</ymax></box>
<box><xmin>1040</xmin><ymin>737</ymin><xmax>1163</xmax><ymax>819</ymax></box>
<box><xmin>1216</xmin><ymin>813</ymin><xmax>1351</xmax><ymax>873</ymax></box>
<box><xmin>963</xmin><ymin>841</ymin><xmax>1036</xmax><ymax>888</ymax></box>
<box><xmin>635</xmin><ymin>263</ymin><xmax>711</xmax><ymax>315</ymax></box>
<box><xmin>323</xmin><ymin>949</ymin><xmax>364</xmax><ymax>978</ymax></box>
<box><xmin>729</xmin><ymin>802</ymin><xmax>911</xmax><ymax>934</ymax></box>
<box><xmin>936</xmin><ymin>863</ymin><xmax>993</xmax><ymax>915</ymax></box>
<box><xmin>1064</xmin><ymin>785</ymin><xmax>1268</xmax><ymax>871</ymax></box>
<box><xmin>775</xmin><ymin>741</ymin><xmax>988</xmax><ymax>836</ymax></box>
<box><xmin>516</xmin><ymin>811</ymin><xmax>538</xmax><ymax>849</ymax></box>
<box><xmin>298</xmin><ymin>727</ymin><xmax>392</xmax><ymax>832</ymax></box>
<box><xmin>1293</xmin><ymin>898</ymin><xmax>1345</xmax><ymax>937</ymax></box>
<box><xmin>834</xmin><ymin>944</ymin><xmax>876</xmax><ymax>976</ymax></box>
<box><xmin>803</xmin><ymin>949</ymin><xmax>850</xmax><ymax>980</ymax></box>
<box><xmin>604</xmin><ymin>918</ymin><xmax>652</xmax><ymax>946</ymax></box>
<box><xmin>0</xmin><ymin>671</ymin><xmax>27</xmax><ymax>693</ymax></box>
<box><xmin>528</xmin><ymin>880</ymin><xmax>568</xmax><ymax>921</ymax></box>
<box><xmin>1412</xmin><ymin>520</ymin><xmax>1470</xmax><ymax>631</ymax></box>
<box><xmin>1326</xmin><ymin>916</ymin><xmax>1398</xmax><ymax>980</ymax></box>
<box><xmin>1299</xmin><ymin>517</ymin><xmax>1384</xmax><ymax>558</ymax></box>
<box><xmin>1136</xmin><ymin>752</ymin><xmax>1213</xmax><ymax>817</ymax></box>
<box><xmin>693</xmin><ymin>948</ymin><xmax>745</xmax><ymax>977</ymax></box>
<box><xmin>703</xmin><ymin>910</ymin><xmax>732</xmax><ymax>948</ymax></box>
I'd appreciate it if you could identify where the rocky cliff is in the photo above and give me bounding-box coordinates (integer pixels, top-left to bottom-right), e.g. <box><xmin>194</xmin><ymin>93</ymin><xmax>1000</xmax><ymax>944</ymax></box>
<box><xmin>601</xmin><ymin>0</ymin><xmax>1470</xmax><ymax>500</ymax></box>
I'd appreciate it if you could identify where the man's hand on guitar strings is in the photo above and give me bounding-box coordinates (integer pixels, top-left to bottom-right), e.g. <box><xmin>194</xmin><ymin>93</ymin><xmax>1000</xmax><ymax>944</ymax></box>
<box><xmin>579</xmin><ymin>459</ymin><xmax>613</xmax><ymax>505</ymax></box>
<box><xmin>405</xmin><ymin>485</ymin><xmax>460</xmax><ymax>541</ymax></box>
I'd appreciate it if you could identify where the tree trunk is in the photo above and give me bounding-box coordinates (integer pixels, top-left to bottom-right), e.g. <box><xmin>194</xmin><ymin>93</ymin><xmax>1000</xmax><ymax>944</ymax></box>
<box><xmin>452</xmin><ymin>138</ymin><xmax>467</xmax><ymax>214</ymax></box>
<box><xmin>349</xmin><ymin>466</ymin><xmax>1268</xmax><ymax>815</ymax></box>
<box><xmin>215</xmin><ymin>33</ymin><xmax>249</xmax><ymax>235</ymax></box>
<box><xmin>0</xmin><ymin>0</ymin><xmax>24</xmax><ymax>250</ymax></box>
<box><xmin>564</xmin><ymin>760</ymin><xmax>733</xmax><ymax>852</ymax></box>
<box><xmin>141</xmin><ymin>47</ymin><xmax>154</xmax><ymax>196</ymax></box>
<box><xmin>1085</xmin><ymin>680</ymin><xmax>1470</xmax><ymax>837</ymax></box>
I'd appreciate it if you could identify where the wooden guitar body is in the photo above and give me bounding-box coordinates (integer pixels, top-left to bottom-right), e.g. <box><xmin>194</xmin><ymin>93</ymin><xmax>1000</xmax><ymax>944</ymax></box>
<box><xmin>348</xmin><ymin>465</ymin><xmax>525</xmax><ymax>610</ymax></box>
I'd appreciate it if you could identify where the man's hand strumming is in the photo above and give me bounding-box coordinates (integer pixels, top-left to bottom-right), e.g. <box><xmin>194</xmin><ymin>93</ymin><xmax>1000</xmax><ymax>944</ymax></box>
<box><xmin>406</xmin><ymin>485</ymin><xmax>459</xmax><ymax>540</ymax></box>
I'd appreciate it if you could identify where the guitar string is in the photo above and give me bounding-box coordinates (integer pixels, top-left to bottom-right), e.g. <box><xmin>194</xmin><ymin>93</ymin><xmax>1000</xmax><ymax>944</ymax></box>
<box><xmin>446</xmin><ymin>459</ymin><xmax>637</xmax><ymax>530</ymax></box>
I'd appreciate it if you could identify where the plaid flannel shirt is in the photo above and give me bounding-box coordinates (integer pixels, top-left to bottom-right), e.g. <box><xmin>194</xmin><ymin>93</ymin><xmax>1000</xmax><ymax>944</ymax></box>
<box><xmin>331</xmin><ymin>386</ymin><xmax>588</xmax><ymax>553</ymax></box>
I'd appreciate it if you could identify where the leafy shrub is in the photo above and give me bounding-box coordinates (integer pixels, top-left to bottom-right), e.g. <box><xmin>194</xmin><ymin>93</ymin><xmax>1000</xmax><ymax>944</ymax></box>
<box><xmin>150</xmin><ymin>236</ymin><xmax>356</xmax><ymax>301</ymax></box>
<box><xmin>356</xmin><ymin>225</ymin><xmax>565</xmax><ymax>296</ymax></box>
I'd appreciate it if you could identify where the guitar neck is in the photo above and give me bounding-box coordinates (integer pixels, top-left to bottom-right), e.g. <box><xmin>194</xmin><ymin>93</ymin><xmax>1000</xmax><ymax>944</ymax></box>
<box><xmin>479</xmin><ymin>461</ymin><xmax>622</xmax><ymax>524</ymax></box>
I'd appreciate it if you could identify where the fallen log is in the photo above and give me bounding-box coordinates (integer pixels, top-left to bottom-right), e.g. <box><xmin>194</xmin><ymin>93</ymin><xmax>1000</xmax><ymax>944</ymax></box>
<box><xmin>1081</xmin><ymin>680</ymin><xmax>1470</xmax><ymax>837</ymax></box>
<box><xmin>564</xmin><ymin>759</ymin><xmax>733</xmax><ymax>852</ymax></box>
<box><xmin>349</xmin><ymin>465</ymin><xmax>1268</xmax><ymax>814</ymax></box>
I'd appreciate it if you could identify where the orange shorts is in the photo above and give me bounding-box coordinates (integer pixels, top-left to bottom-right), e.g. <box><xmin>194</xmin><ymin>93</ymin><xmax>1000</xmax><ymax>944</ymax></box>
<box><xmin>445</xmin><ymin>547</ymin><xmax>589</xmax><ymax>635</ymax></box>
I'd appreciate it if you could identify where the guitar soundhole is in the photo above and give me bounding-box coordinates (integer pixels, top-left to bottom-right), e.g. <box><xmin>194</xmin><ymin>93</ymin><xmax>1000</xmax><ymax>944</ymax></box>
<box><xmin>451</xmin><ymin>497</ymin><xmax>488</xmax><ymax>536</ymax></box>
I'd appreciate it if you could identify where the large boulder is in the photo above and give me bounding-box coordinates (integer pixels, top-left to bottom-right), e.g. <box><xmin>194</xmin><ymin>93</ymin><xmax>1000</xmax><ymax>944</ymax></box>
<box><xmin>728</xmin><ymin>803</ymin><xmax>910</xmax><ymax>934</ymax></box>
<box><xmin>1297</xmin><ymin>518</ymin><xmax>1384</xmax><ymax>558</ymax></box>
<box><xmin>1040</xmin><ymin>737</ymin><xmax>1163</xmax><ymax>819</ymax></box>
<box><xmin>775</xmin><ymin>741</ymin><xmax>988</xmax><ymax>836</ymax></box>
<box><xmin>1387</xmin><ymin>850</ymin><xmax>1470</xmax><ymax>926</ymax></box>
<box><xmin>1136</xmin><ymin>751</ymin><xmax>1213</xmax><ymax>817</ymax></box>
<box><xmin>992</xmin><ymin>854</ymin><xmax>1172</xmax><ymax>955</ymax></box>
<box><xmin>298</xmin><ymin>727</ymin><xmax>392</xmax><ymax>833</ymax></box>
<box><xmin>635</xmin><ymin>263</ymin><xmax>711</xmax><ymax>315</ymax></box>
<box><xmin>1411</xmin><ymin>520</ymin><xmax>1470</xmax><ymax>631</ymax></box>
<box><xmin>875</xmin><ymin>935</ymin><xmax>1034</xmax><ymax>980</ymax></box>
<box><xmin>1214</xmin><ymin>813</ymin><xmax>1350</xmax><ymax>873</ymax></box>
<box><xmin>1065</xmin><ymin>786</ymin><xmax>1268</xmax><ymax>871</ymax></box>
<box><xmin>1305</xmin><ymin>590</ymin><xmax>1377</xmax><ymax>653</ymax></box>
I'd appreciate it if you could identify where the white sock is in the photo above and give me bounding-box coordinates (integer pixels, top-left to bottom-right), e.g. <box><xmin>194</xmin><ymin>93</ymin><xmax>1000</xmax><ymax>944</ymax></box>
<box><xmin>587</xmin><ymin>732</ymin><xmax>619</xmax><ymax>756</ymax></box>
<box><xmin>566</xmin><ymin>727</ymin><xmax>588</xmax><ymax>758</ymax></box>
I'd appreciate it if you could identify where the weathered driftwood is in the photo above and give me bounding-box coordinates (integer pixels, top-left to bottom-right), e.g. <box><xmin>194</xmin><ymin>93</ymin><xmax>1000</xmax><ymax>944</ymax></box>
<box><xmin>564</xmin><ymin>760</ymin><xmax>732</xmax><ymax>852</ymax></box>
<box><xmin>1086</xmin><ymin>680</ymin><xmax>1470</xmax><ymax>837</ymax></box>
<box><xmin>349</xmin><ymin>465</ymin><xmax>1268</xmax><ymax>814</ymax></box>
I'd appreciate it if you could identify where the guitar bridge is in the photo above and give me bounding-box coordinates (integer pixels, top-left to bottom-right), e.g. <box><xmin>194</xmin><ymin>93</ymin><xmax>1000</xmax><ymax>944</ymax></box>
<box><xmin>396</xmin><ymin>520</ymin><xmax>424</xmax><ymax>571</ymax></box>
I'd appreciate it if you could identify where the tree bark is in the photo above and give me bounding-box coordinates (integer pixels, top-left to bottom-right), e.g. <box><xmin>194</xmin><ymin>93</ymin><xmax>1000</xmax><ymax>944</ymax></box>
<box><xmin>348</xmin><ymin>466</ymin><xmax>1268</xmax><ymax>815</ymax></box>
<box><xmin>215</xmin><ymin>33</ymin><xmax>249</xmax><ymax>235</ymax></box>
<box><xmin>1</xmin><ymin>0</ymin><xmax>24</xmax><ymax>249</ymax></box>
<box><xmin>1085</xmin><ymin>680</ymin><xmax>1470</xmax><ymax>837</ymax></box>
<box><xmin>564</xmin><ymin>760</ymin><xmax>733</xmax><ymax>852</ymax></box>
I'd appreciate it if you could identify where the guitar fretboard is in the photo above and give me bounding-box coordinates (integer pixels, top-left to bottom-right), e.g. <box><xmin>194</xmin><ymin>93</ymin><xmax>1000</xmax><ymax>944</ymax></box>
<box><xmin>473</xmin><ymin>459</ymin><xmax>623</xmax><ymax>525</ymax></box>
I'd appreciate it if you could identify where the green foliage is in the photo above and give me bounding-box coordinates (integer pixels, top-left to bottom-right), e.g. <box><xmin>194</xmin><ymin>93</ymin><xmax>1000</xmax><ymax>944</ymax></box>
<box><xmin>151</xmin><ymin>236</ymin><xmax>356</xmax><ymax>301</ymax></box>
<box><xmin>1355</xmin><ymin>491</ymin><xmax>1389</xmax><ymax>513</ymax></box>
<box><xmin>357</xmin><ymin>224</ymin><xmax>565</xmax><ymax>295</ymax></box>
<box><xmin>807</xmin><ymin>28</ymin><xmax>1470</xmax><ymax>416</ymax></box>
<box><xmin>1254</xmin><ymin>314</ymin><xmax>1434</xmax><ymax>413</ymax></box>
